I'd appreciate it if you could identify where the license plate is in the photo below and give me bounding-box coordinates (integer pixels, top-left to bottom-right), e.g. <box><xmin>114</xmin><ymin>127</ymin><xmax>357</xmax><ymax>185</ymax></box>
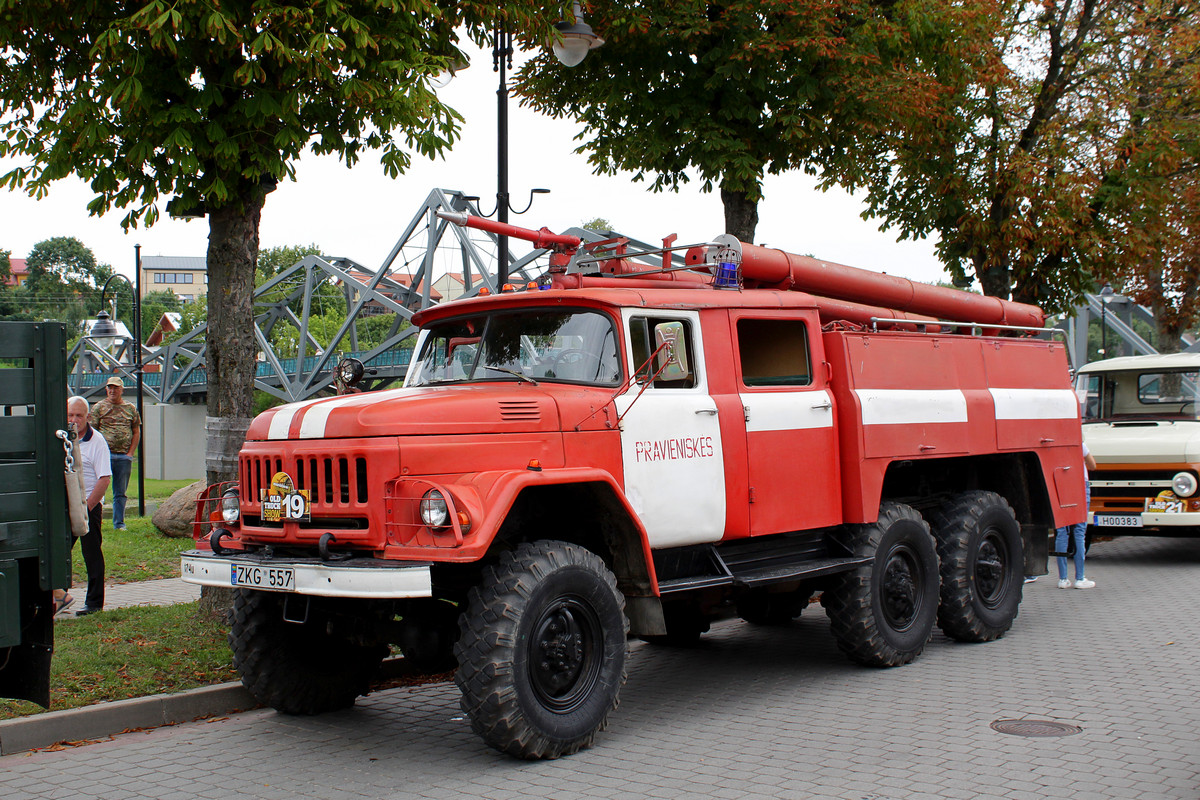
<box><xmin>1093</xmin><ymin>514</ymin><xmax>1144</xmax><ymax>528</ymax></box>
<box><xmin>231</xmin><ymin>564</ymin><xmax>295</xmax><ymax>591</ymax></box>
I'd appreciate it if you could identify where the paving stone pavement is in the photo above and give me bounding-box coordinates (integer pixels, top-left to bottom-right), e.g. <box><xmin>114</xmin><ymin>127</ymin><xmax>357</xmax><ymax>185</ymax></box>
<box><xmin>57</xmin><ymin>576</ymin><xmax>200</xmax><ymax>617</ymax></box>
<box><xmin>3</xmin><ymin>535</ymin><xmax>1199</xmax><ymax>799</ymax></box>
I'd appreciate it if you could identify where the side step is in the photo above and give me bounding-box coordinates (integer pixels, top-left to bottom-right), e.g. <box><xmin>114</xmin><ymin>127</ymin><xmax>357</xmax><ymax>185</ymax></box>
<box><xmin>655</xmin><ymin>534</ymin><xmax>871</xmax><ymax>595</ymax></box>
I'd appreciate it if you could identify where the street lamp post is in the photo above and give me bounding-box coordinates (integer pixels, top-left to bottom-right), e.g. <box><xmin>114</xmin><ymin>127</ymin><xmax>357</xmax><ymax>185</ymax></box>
<box><xmin>491</xmin><ymin>2</ymin><xmax>603</xmax><ymax>287</ymax></box>
<box><xmin>1099</xmin><ymin>283</ymin><xmax>1115</xmax><ymax>359</ymax></box>
<box><xmin>92</xmin><ymin>252</ymin><xmax>145</xmax><ymax>517</ymax></box>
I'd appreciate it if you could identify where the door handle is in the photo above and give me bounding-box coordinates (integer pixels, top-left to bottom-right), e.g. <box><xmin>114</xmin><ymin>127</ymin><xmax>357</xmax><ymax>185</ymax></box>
<box><xmin>812</xmin><ymin>400</ymin><xmax>832</xmax><ymax>411</ymax></box>
<box><xmin>695</xmin><ymin>408</ymin><xmax>718</xmax><ymax>415</ymax></box>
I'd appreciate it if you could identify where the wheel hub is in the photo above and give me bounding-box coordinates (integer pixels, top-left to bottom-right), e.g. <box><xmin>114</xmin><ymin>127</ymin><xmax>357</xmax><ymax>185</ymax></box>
<box><xmin>975</xmin><ymin>532</ymin><xmax>1007</xmax><ymax>605</ymax></box>
<box><xmin>529</xmin><ymin>597</ymin><xmax>601</xmax><ymax>713</ymax></box>
<box><xmin>882</xmin><ymin>548</ymin><xmax>920</xmax><ymax>629</ymax></box>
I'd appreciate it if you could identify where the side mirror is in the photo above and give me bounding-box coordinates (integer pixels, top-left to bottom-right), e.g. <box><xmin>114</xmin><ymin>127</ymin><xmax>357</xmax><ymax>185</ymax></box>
<box><xmin>653</xmin><ymin>321</ymin><xmax>691</xmax><ymax>382</ymax></box>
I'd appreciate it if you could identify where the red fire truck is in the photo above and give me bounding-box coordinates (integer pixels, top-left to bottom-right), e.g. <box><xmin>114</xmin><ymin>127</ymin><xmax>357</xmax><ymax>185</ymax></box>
<box><xmin>182</xmin><ymin>215</ymin><xmax>1084</xmax><ymax>759</ymax></box>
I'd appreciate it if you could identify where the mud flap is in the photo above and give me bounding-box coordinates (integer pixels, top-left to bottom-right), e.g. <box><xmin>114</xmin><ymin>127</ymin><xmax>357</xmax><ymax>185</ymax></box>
<box><xmin>1022</xmin><ymin>523</ymin><xmax>1048</xmax><ymax>577</ymax></box>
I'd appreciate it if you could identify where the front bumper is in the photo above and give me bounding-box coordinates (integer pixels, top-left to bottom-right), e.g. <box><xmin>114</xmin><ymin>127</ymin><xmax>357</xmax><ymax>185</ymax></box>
<box><xmin>180</xmin><ymin>550</ymin><xmax>433</xmax><ymax>599</ymax></box>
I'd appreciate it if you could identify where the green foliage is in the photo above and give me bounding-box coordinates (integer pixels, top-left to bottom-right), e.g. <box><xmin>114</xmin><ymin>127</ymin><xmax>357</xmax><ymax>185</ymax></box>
<box><xmin>257</xmin><ymin>243</ymin><xmax>323</xmax><ymax>286</ymax></box>
<box><xmin>516</xmin><ymin>0</ymin><xmax>984</xmax><ymax>241</ymax></box>
<box><xmin>25</xmin><ymin>236</ymin><xmax>99</xmax><ymax>292</ymax></box>
<box><xmin>580</xmin><ymin>217</ymin><xmax>614</xmax><ymax>232</ymax></box>
<box><xmin>1</xmin><ymin>237</ymin><xmax>115</xmax><ymax>329</ymax></box>
<box><xmin>0</xmin><ymin>2</ymin><xmax>563</xmax><ymax>228</ymax></box>
<box><xmin>837</xmin><ymin>0</ymin><xmax>1200</xmax><ymax>316</ymax></box>
<box><xmin>69</xmin><ymin>518</ymin><xmax>191</xmax><ymax>583</ymax></box>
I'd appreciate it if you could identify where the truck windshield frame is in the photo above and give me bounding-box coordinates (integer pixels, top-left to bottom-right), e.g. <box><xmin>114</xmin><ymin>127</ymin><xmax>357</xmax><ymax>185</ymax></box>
<box><xmin>1079</xmin><ymin>368</ymin><xmax>1200</xmax><ymax>421</ymax></box>
<box><xmin>407</xmin><ymin>308</ymin><xmax>622</xmax><ymax>387</ymax></box>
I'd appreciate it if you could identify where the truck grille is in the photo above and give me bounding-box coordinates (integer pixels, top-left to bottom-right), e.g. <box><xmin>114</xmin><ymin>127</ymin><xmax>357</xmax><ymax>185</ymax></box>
<box><xmin>1091</xmin><ymin>467</ymin><xmax>1199</xmax><ymax>514</ymax></box>
<box><xmin>242</xmin><ymin>454</ymin><xmax>369</xmax><ymax>510</ymax></box>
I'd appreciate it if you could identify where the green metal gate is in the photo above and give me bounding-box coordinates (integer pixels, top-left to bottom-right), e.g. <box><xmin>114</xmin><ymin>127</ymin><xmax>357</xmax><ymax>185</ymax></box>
<box><xmin>0</xmin><ymin>321</ymin><xmax>70</xmax><ymax>707</ymax></box>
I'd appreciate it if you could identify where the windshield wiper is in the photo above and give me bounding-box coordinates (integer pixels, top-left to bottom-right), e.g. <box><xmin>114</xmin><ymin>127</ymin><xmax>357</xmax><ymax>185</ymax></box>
<box><xmin>483</xmin><ymin>366</ymin><xmax>538</xmax><ymax>385</ymax></box>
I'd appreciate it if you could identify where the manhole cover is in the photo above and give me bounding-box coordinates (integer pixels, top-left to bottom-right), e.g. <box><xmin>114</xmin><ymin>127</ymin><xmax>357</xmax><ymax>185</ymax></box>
<box><xmin>991</xmin><ymin>719</ymin><xmax>1082</xmax><ymax>737</ymax></box>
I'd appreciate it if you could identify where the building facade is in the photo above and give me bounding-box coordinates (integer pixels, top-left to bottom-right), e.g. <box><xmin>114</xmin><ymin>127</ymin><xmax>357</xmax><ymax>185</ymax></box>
<box><xmin>140</xmin><ymin>255</ymin><xmax>207</xmax><ymax>302</ymax></box>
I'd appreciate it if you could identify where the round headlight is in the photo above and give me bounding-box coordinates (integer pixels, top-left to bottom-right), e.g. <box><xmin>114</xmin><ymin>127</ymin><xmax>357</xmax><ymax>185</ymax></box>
<box><xmin>420</xmin><ymin>489</ymin><xmax>449</xmax><ymax>528</ymax></box>
<box><xmin>221</xmin><ymin>487</ymin><xmax>240</xmax><ymax>525</ymax></box>
<box><xmin>1172</xmin><ymin>472</ymin><xmax>1197</xmax><ymax>498</ymax></box>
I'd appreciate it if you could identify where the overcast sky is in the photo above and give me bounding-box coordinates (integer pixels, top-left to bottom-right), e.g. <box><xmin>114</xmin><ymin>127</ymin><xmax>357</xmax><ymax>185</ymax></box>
<box><xmin>0</xmin><ymin>41</ymin><xmax>950</xmax><ymax>287</ymax></box>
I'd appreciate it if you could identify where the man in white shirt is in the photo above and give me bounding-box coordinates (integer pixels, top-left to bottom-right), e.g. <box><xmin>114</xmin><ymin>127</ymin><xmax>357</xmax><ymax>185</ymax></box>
<box><xmin>66</xmin><ymin>396</ymin><xmax>111</xmax><ymax>615</ymax></box>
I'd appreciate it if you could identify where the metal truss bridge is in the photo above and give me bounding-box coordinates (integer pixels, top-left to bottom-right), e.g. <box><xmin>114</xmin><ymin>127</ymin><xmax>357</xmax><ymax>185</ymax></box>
<box><xmin>67</xmin><ymin>188</ymin><xmax>682</xmax><ymax>404</ymax></box>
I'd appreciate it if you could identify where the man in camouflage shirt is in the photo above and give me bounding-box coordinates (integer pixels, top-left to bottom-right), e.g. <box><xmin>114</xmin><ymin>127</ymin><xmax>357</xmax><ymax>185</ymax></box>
<box><xmin>90</xmin><ymin>376</ymin><xmax>141</xmax><ymax>530</ymax></box>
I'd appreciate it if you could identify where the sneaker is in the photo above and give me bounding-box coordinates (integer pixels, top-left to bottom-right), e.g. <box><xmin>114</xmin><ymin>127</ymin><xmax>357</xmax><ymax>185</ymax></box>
<box><xmin>1057</xmin><ymin>579</ymin><xmax>1072</xmax><ymax>589</ymax></box>
<box><xmin>1023</xmin><ymin>575</ymin><xmax>1039</xmax><ymax>584</ymax></box>
<box><xmin>114</xmin><ymin>524</ymin><xmax>126</xmax><ymax>531</ymax></box>
<box><xmin>1074</xmin><ymin>578</ymin><xmax>1096</xmax><ymax>589</ymax></box>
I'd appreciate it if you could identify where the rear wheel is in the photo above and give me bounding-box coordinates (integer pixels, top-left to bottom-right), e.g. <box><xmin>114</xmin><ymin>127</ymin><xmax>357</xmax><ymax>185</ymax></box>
<box><xmin>822</xmin><ymin>502</ymin><xmax>939</xmax><ymax>667</ymax></box>
<box><xmin>928</xmin><ymin>491</ymin><xmax>1022</xmax><ymax>642</ymax></box>
<box><xmin>229</xmin><ymin>590</ymin><xmax>388</xmax><ymax>714</ymax></box>
<box><xmin>455</xmin><ymin>541</ymin><xmax>628</xmax><ymax>759</ymax></box>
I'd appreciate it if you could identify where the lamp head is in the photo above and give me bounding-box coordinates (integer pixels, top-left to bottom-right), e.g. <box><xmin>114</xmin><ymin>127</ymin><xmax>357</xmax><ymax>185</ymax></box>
<box><xmin>551</xmin><ymin>3</ymin><xmax>604</xmax><ymax>67</ymax></box>
<box><xmin>91</xmin><ymin>311</ymin><xmax>118</xmax><ymax>340</ymax></box>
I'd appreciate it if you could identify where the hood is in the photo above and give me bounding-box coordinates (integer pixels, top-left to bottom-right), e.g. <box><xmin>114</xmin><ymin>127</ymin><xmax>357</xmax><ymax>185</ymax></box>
<box><xmin>1083</xmin><ymin>420</ymin><xmax>1200</xmax><ymax>464</ymax></box>
<box><xmin>248</xmin><ymin>385</ymin><xmax>561</xmax><ymax>440</ymax></box>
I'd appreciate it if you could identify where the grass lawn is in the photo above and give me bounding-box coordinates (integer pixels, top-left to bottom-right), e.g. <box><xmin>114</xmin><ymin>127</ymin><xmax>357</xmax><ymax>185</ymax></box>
<box><xmin>72</xmin><ymin>465</ymin><xmax>201</xmax><ymax>585</ymax></box>
<box><xmin>0</xmin><ymin>603</ymin><xmax>237</xmax><ymax>721</ymax></box>
<box><xmin>70</xmin><ymin>517</ymin><xmax>194</xmax><ymax>585</ymax></box>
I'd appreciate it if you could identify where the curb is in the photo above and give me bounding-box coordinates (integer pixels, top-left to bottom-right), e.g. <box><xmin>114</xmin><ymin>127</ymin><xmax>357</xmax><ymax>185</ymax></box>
<box><xmin>0</xmin><ymin>657</ymin><xmax>419</xmax><ymax>756</ymax></box>
<box><xmin>0</xmin><ymin>682</ymin><xmax>259</xmax><ymax>756</ymax></box>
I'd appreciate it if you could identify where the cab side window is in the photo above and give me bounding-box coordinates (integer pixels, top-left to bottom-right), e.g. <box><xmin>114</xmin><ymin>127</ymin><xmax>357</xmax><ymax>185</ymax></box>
<box><xmin>737</xmin><ymin>319</ymin><xmax>812</xmax><ymax>387</ymax></box>
<box><xmin>629</xmin><ymin>316</ymin><xmax>696</xmax><ymax>388</ymax></box>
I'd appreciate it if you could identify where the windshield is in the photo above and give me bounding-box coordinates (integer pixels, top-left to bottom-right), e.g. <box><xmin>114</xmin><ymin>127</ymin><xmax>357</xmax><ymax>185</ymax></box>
<box><xmin>1078</xmin><ymin>369</ymin><xmax>1200</xmax><ymax>421</ymax></box>
<box><xmin>407</xmin><ymin>308</ymin><xmax>622</xmax><ymax>387</ymax></box>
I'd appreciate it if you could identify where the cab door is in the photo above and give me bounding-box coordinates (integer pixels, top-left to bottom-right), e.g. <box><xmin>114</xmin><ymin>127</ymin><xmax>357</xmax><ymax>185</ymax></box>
<box><xmin>616</xmin><ymin>310</ymin><xmax>726</xmax><ymax>549</ymax></box>
<box><xmin>734</xmin><ymin>314</ymin><xmax>841</xmax><ymax>534</ymax></box>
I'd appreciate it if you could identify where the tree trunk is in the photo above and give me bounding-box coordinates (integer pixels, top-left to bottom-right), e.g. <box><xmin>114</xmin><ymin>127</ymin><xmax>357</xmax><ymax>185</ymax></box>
<box><xmin>721</xmin><ymin>187</ymin><xmax>759</xmax><ymax>244</ymax></box>
<box><xmin>201</xmin><ymin>183</ymin><xmax>269</xmax><ymax>618</ymax></box>
<box><xmin>204</xmin><ymin>184</ymin><xmax>266</xmax><ymax>487</ymax></box>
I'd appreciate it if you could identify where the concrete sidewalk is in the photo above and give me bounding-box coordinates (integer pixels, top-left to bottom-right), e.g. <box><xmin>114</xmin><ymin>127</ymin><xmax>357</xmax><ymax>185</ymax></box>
<box><xmin>58</xmin><ymin>575</ymin><xmax>201</xmax><ymax>617</ymax></box>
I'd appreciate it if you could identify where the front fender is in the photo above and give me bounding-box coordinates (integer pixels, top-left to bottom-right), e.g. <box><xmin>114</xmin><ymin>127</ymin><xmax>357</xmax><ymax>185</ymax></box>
<box><xmin>382</xmin><ymin>467</ymin><xmax>654</xmax><ymax>572</ymax></box>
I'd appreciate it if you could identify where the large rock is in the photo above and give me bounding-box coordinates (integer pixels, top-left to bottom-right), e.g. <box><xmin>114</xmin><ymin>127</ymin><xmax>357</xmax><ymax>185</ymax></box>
<box><xmin>152</xmin><ymin>479</ymin><xmax>209</xmax><ymax>538</ymax></box>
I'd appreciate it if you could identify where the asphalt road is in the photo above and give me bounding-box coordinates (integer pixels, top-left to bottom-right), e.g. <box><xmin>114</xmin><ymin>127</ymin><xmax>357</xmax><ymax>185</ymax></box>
<box><xmin>2</xmin><ymin>535</ymin><xmax>1198</xmax><ymax>800</ymax></box>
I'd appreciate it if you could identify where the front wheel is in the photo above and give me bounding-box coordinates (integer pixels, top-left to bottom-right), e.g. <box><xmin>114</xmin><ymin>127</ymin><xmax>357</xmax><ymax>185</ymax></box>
<box><xmin>229</xmin><ymin>590</ymin><xmax>389</xmax><ymax>714</ymax></box>
<box><xmin>928</xmin><ymin>491</ymin><xmax>1023</xmax><ymax>642</ymax></box>
<box><xmin>822</xmin><ymin>502</ymin><xmax>939</xmax><ymax>667</ymax></box>
<box><xmin>455</xmin><ymin>541</ymin><xmax>628</xmax><ymax>759</ymax></box>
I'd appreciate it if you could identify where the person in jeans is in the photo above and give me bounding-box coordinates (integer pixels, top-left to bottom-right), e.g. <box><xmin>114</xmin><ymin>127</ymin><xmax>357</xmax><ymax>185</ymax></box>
<box><xmin>1056</xmin><ymin>442</ymin><xmax>1098</xmax><ymax>589</ymax></box>
<box><xmin>90</xmin><ymin>376</ymin><xmax>140</xmax><ymax>530</ymax></box>
<box><xmin>66</xmin><ymin>395</ymin><xmax>112</xmax><ymax>615</ymax></box>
